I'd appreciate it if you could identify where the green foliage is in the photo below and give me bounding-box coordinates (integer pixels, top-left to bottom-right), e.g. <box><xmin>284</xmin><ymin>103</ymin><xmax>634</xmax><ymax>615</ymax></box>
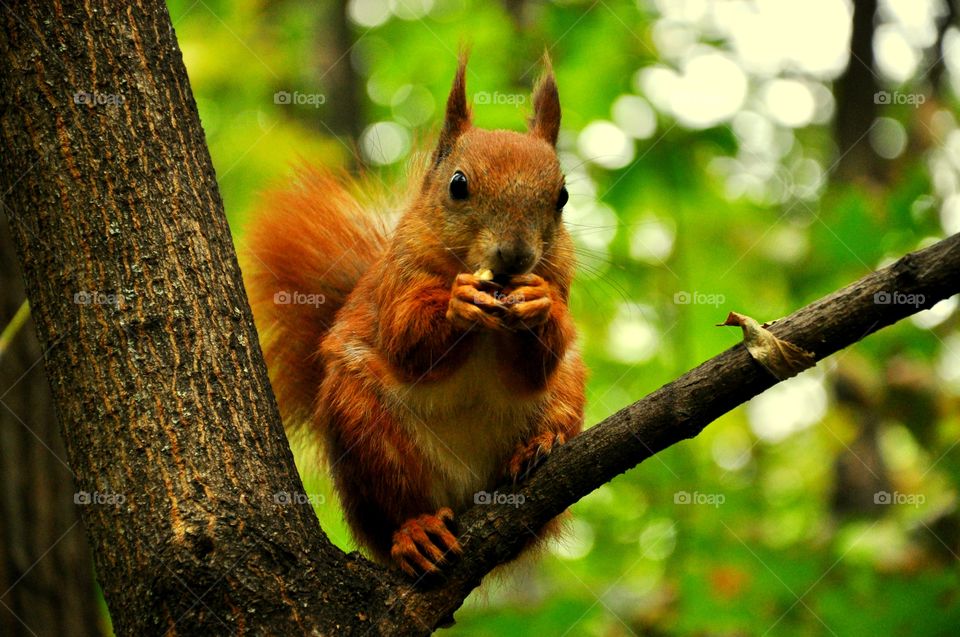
<box><xmin>166</xmin><ymin>0</ymin><xmax>960</xmax><ymax>634</ymax></box>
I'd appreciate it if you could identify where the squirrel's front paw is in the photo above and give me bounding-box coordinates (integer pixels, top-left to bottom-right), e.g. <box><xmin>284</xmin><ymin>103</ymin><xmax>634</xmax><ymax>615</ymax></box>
<box><xmin>505</xmin><ymin>430</ymin><xmax>567</xmax><ymax>483</ymax></box>
<box><xmin>502</xmin><ymin>273</ymin><xmax>552</xmax><ymax>328</ymax></box>
<box><xmin>391</xmin><ymin>507</ymin><xmax>462</xmax><ymax>577</ymax></box>
<box><xmin>446</xmin><ymin>273</ymin><xmax>508</xmax><ymax>330</ymax></box>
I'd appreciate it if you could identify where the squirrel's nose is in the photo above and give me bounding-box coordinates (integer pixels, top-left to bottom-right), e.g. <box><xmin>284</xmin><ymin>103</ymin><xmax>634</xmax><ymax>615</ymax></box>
<box><xmin>492</xmin><ymin>242</ymin><xmax>535</xmax><ymax>275</ymax></box>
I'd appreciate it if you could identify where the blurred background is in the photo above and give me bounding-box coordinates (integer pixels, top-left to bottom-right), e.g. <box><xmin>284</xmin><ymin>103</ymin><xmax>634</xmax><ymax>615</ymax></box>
<box><xmin>3</xmin><ymin>0</ymin><xmax>959</xmax><ymax>635</ymax></box>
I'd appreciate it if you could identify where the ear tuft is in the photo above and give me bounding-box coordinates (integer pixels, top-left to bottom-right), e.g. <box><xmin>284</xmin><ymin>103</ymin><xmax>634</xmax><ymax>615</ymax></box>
<box><xmin>529</xmin><ymin>53</ymin><xmax>561</xmax><ymax>146</ymax></box>
<box><xmin>433</xmin><ymin>52</ymin><xmax>472</xmax><ymax>166</ymax></box>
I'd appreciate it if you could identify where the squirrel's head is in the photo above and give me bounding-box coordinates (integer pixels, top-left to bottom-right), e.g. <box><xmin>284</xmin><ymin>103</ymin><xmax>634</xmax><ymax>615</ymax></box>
<box><xmin>416</xmin><ymin>55</ymin><xmax>569</xmax><ymax>278</ymax></box>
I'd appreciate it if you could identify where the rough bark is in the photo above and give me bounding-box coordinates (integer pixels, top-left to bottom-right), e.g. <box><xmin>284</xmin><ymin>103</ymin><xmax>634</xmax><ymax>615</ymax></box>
<box><xmin>0</xmin><ymin>217</ymin><xmax>102</xmax><ymax>636</ymax></box>
<box><xmin>0</xmin><ymin>1</ymin><xmax>393</xmax><ymax>635</ymax></box>
<box><xmin>2</xmin><ymin>1</ymin><xmax>959</xmax><ymax>636</ymax></box>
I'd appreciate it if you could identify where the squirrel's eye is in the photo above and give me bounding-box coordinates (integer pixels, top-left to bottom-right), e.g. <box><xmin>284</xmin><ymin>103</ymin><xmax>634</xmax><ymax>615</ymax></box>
<box><xmin>556</xmin><ymin>185</ymin><xmax>569</xmax><ymax>211</ymax></box>
<box><xmin>449</xmin><ymin>171</ymin><xmax>469</xmax><ymax>200</ymax></box>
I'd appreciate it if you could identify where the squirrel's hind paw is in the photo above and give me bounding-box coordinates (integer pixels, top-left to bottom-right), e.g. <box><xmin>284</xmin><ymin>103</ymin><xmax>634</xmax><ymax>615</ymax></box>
<box><xmin>506</xmin><ymin>431</ymin><xmax>567</xmax><ymax>484</ymax></box>
<box><xmin>391</xmin><ymin>507</ymin><xmax>462</xmax><ymax>577</ymax></box>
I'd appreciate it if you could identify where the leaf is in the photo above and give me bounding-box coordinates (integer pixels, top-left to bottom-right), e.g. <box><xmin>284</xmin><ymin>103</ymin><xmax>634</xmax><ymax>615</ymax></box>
<box><xmin>718</xmin><ymin>311</ymin><xmax>816</xmax><ymax>380</ymax></box>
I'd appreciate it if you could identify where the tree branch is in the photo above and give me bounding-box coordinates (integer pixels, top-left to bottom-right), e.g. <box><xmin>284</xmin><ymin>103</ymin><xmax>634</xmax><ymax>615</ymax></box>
<box><xmin>397</xmin><ymin>232</ymin><xmax>960</xmax><ymax>629</ymax></box>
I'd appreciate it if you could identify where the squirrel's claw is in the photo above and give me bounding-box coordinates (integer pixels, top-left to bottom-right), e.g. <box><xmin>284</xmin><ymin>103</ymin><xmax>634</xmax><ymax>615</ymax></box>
<box><xmin>391</xmin><ymin>507</ymin><xmax>462</xmax><ymax>577</ymax></box>
<box><xmin>506</xmin><ymin>430</ymin><xmax>567</xmax><ymax>484</ymax></box>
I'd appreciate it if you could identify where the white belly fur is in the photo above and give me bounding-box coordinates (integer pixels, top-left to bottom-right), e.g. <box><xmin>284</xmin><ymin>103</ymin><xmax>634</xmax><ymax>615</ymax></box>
<box><xmin>384</xmin><ymin>334</ymin><xmax>542</xmax><ymax>511</ymax></box>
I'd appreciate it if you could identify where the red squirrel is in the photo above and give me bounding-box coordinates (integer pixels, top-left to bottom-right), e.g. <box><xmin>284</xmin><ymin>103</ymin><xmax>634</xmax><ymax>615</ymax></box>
<box><xmin>245</xmin><ymin>55</ymin><xmax>585</xmax><ymax>576</ymax></box>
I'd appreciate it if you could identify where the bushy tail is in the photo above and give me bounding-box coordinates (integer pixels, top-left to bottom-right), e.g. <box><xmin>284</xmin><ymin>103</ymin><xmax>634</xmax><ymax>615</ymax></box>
<box><xmin>243</xmin><ymin>166</ymin><xmax>389</xmax><ymax>428</ymax></box>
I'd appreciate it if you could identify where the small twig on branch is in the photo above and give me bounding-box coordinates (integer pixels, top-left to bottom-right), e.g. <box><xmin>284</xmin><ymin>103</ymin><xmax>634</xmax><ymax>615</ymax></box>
<box><xmin>393</xmin><ymin>232</ymin><xmax>960</xmax><ymax>631</ymax></box>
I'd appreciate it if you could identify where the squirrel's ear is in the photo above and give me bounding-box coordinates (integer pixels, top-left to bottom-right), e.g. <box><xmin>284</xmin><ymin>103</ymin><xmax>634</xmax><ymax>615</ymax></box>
<box><xmin>529</xmin><ymin>55</ymin><xmax>561</xmax><ymax>146</ymax></box>
<box><xmin>433</xmin><ymin>54</ymin><xmax>471</xmax><ymax>165</ymax></box>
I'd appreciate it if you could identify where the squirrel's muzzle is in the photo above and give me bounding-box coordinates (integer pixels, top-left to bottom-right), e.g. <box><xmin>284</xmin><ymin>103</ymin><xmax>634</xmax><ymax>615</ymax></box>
<box><xmin>490</xmin><ymin>241</ymin><xmax>535</xmax><ymax>275</ymax></box>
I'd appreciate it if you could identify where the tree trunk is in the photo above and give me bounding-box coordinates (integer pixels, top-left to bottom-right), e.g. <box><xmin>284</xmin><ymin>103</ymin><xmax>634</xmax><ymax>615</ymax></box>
<box><xmin>834</xmin><ymin>0</ymin><xmax>881</xmax><ymax>182</ymax></box>
<box><xmin>0</xmin><ymin>217</ymin><xmax>102</xmax><ymax>637</ymax></box>
<box><xmin>316</xmin><ymin>0</ymin><xmax>364</xmax><ymax>144</ymax></box>
<box><xmin>0</xmin><ymin>2</ymin><xmax>400</xmax><ymax>634</ymax></box>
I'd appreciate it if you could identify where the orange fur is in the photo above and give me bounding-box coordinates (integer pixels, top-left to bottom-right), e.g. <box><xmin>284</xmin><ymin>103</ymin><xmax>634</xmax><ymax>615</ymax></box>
<box><xmin>244</xmin><ymin>56</ymin><xmax>585</xmax><ymax>575</ymax></box>
<box><xmin>243</xmin><ymin>166</ymin><xmax>390</xmax><ymax>427</ymax></box>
